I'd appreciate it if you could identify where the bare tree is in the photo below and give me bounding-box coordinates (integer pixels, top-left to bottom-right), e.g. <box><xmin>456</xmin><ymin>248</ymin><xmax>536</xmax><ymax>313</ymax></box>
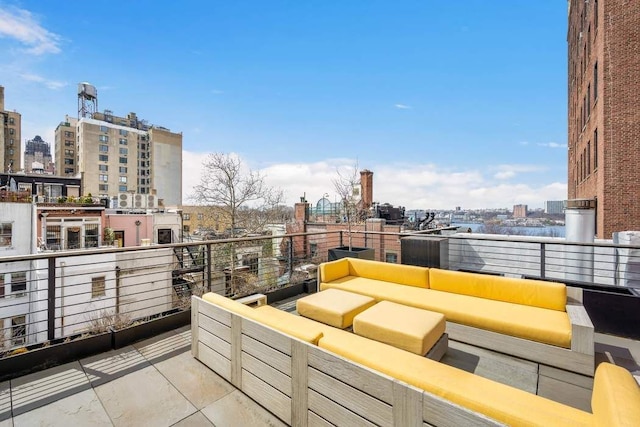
<box><xmin>191</xmin><ymin>153</ymin><xmax>284</xmax><ymax>236</ymax></box>
<box><xmin>191</xmin><ymin>153</ymin><xmax>284</xmax><ymax>295</ymax></box>
<box><xmin>333</xmin><ymin>162</ymin><xmax>364</xmax><ymax>251</ymax></box>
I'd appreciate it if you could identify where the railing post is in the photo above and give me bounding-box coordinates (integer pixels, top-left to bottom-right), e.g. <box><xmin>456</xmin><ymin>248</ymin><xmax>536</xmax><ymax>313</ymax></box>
<box><xmin>207</xmin><ymin>243</ymin><xmax>212</xmax><ymax>292</ymax></box>
<box><xmin>540</xmin><ymin>243</ymin><xmax>546</xmax><ymax>280</ymax></box>
<box><xmin>287</xmin><ymin>236</ymin><xmax>294</xmax><ymax>275</ymax></box>
<box><xmin>47</xmin><ymin>257</ymin><xmax>56</xmax><ymax>341</ymax></box>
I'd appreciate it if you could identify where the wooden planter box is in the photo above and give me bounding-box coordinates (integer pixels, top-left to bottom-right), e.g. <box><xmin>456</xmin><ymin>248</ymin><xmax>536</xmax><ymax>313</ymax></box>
<box><xmin>328</xmin><ymin>246</ymin><xmax>375</xmax><ymax>261</ymax></box>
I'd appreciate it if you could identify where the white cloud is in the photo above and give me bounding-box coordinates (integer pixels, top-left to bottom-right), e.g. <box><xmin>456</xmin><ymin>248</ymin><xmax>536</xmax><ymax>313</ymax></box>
<box><xmin>537</xmin><ymin>142</ymin><xmax>567</xmax><ymax>149</ymax></box>
<box><xmin>19</xmin><ymin>72</ymin><xmax>67</xmax><ymax>89</ymax></box>
<box><xmin>0</xmin><ymin>7</ymin><xmax>61</xmax><ymax>55</ymax></box>
<box><xmin>493</xmin><ymin>164</ymin><xmax>545</xmax><ymax>180</ymax></box>
<box><xmin>181</xmin><ymin>151</ymin><xmax>566</xmax><ymax>210</ymax></box>
<box><xmin>394</xmin><ymin>104</ymin><xmax>411</xmax><ymax>109</ymax></box>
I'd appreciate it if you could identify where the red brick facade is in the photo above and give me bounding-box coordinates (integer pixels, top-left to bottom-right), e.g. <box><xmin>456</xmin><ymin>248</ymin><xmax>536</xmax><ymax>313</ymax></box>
<box><xmin>568</xmin><ymin>0</ymin><xmax>640</xmax><ymax>238</ymax></box>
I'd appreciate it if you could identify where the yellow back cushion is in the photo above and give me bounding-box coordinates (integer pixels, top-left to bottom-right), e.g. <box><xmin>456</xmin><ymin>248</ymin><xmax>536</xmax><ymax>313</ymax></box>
<box><xmin>347</xmin><ymin>258</ymin><xmax>429</xmax><ymax>288</ymax></box>
<box><xmin>318</xmin><ymin>331</ymin><xmax>591</xmax><ymax>426</ymax></box>
<box><xmin>201</xmin><ymin>293</ymin><xmax>324</xmax><ymax>344</ymax></box>
<box><xmin>592</xmin><ymin>362</ymin><xmax>640</xmax><ymax>426</ymax></box>
<box><xmin>320</xmin><ymin>258</ymin><xmax>350</xmax><ymax>282</ymax></box>
<box><xmin>429</xmin><ymin>268</ymin><xmax>567</xmax><ymax>311</ymax></box>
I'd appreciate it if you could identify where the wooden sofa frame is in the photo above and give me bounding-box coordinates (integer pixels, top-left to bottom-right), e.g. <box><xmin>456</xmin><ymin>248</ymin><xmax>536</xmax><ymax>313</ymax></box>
<box><xmin>191</xmin><ymin>295</ymin><xmax>504</xmax><ymax>426</ymax></box>
<box><xmin>317</xmin><ymin>269</ymin><xmax>595</xmax><ymax>377</ymax></box>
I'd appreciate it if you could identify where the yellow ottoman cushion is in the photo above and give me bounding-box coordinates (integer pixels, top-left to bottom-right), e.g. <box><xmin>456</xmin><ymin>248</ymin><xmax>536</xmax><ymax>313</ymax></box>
<box><xmin>296</xmin><ymin>289</ymin><xmax>376</xmax><ymax>328</ymax></box>
<box><xmin>353</xmin><ymin>300</ymin><xmax>445</xmax><ymax>355</ymax></box>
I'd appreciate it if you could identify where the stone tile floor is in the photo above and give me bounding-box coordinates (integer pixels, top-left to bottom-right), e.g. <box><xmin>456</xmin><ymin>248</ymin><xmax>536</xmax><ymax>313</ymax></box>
<box><xmin>0</xmin><ymin>326</ymin><xmax>285</xmax><ymax>427</ymax></box>
<box><xmin>1</xmin><ymin>323</ymin><xmax>639</xmax><ymax>426</ymax></box>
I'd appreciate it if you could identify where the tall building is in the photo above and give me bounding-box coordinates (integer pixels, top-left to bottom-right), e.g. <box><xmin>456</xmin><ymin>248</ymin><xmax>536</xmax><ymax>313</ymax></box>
<box><xmin>55</xmin><ymin>83</ymin><xmax>183</xmax><ymax>206</ymax></box>
<box><xmin>513</xmin><ymin>204</ymin><xmax>528</xmax><ymax>218</ymax></box>
<box><xmin>0</xmin><ymin>86</ymin><xmax>22</xmax><ymax>173</ymax></box>
<box><xmin>544</xmin><ymin>200</ymin><xmax>565</xmax><ymax>215</ymax></box>
<box><xmin>54</xmin><ymin>117</ymin><xmax>78</xmax><ymax>176</ymax></box>
<box><xmin>567</xmin><ymin>0</ymin><xmax>640</xmax><ymax>238</ymax></box>
<box><xmin>24</xmin><ymin>135</ymin><xmax>54</xmax><ymax>173</ymax></box>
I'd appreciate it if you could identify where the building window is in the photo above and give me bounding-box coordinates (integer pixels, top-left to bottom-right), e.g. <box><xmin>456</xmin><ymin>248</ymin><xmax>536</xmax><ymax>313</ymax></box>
<box><xmin>11</xmin><ymin>272</ymin><xmax>27</xmax><ymax>297</ymax></box>
<box><xmin>65</xmin><ymin>140</ymin><xmax>74</xmax><ymax>146</ymax></box>
<box><xmin>1</xmin><ymin>223</ymin><xmax>12</xmax><ymax>247</ymax></box>
<box><xmin>65</xmin><ymin>149</ymin><xmax>74</xmax><ymax>156</ymax></box>
<box><xmin>587</xmin><ymin>141</ymin><xmax>591</xmax><ymax>175</ymax></box>
<box><xmin>119</xmin><ymin>157</ymin><xmax>127</xmax><ymax>164</ymax></box>
<box><xmin>8</xmin><ymin>149</ymin><xmax>13</xmax><ymax>155</ymax></box>
<box><xmin>99</xmin><ymin>184</ymin><xmax>108</xmax><ymax>192</ymax></box>
<box><xmin>99</xmin><ymin>154</ymin><xmax>109</xmax><ymax>162</ymax></box>
<box><xmin>119</xmin><ymin>185</ymin><xmax>127</xmax><ymax>192</ymax></box>
<box><xmin>99</xmin><ymin>164</ymin><xmax>108</xmax><ymax>172</ymax></box>
<box><xmin>119</xmin><ymin>129</ymin><xmax>128</xmax><ymax>136</ymax></box>
<box><xmin>100</xmin><ymin>125</ymin><xmax>109</xmax><ymax>133</ymax></box>
<box><xmin>385</xmin><ymin>252</ymin><xmax>398</xmax><ymax>264</ymax></box>
<box><xmin>119</xmin><ymin>167</ymin><xmax>127</xmax><ymax>173</ymax></box>
<box><xmin>183</xmin><ymin>225</ymin><xmax>190</xmax><ymax>233</ymax></box>
<box><xmin>64</xmin><ymin>168</ymin><xmax>74</xmax><ymax>174</ymax></box>
<box><xmin>119</xmin><ymin>138</ymin><xmax>127</xmax><ymax>145</ymax></box>
<box><xmin>197</xmin><ymin>213</ymin><xmax>204</xmax><ymax>221</ymax></box>
<box><xmin>9</xmin><ymin>128</ymin><xmax>14</xmax><ymax>135</ymax></box>
<box><xmin>9</xmin><ymin>117</ymin><xmax>15</xmax><ymax>125</ymax></box>
<box><xmin>85</xmin><ymin>224</ymin><xmax>99</xmax><ymax>248</ymax></box>
<box><xmin>594</xmin><ymin>0</ymin><xmax>598</xmax><ymax>29</ymax></box>
<box><xmin>119</xmin><ymin>147</ymin><xmax>128</xmax><ymax>155</ymax></box>
<box><xmin>594</xmin><ymin>129</ymin><xmax>598</xmax><ymax>169</ymax></box>
<box><xmin>99</xmin><ymin>174</ymin><xmax>108</xmax><ymax>182</ymax></box>
<box><xmin>11</xmin><ymin>316</ymin><xmax>26</xmax><ymax>346</ymax></box>
<box><xmin>46</xmin><ymin>225</ymin><xmax>61</xmax><ymax>249</ymax></box>
<box><xmin>64</xmin><ymin>131</ymin><xmax>73</xmax><ymax>137</ymax></box>
<box><xmin>99</xmin><ymin>135</ymin><xmax>109</xmax><ymax>143</ymax></box>
<box><xmin>9</xmin><ymin>139</ymin><xmax>13</xmax><ymax>145</ymax></box>
<box><xmin>64</xmin><ymin>158</ymin><xmax>74</xmax><ymax>165</ymax></box>
<box><xmin>91</xmin><ymin>276</ymin><xmax>106</xmax><ymax>298</ymax></box>
<box><xmin>119</xmin><ymin>176</ymin><xmax>127</xmax><ymax>183</ymax></box>
<box><xmin>99</xmin><ymin>145</ymin><xmax>109</xmax><ymax>152</ymax></box>
<box><xmin>593</xmin><ymin>62</ymin><xmax>598</xmax><ymax>101</ymax></box>
<box><xmin>587</xmin><ymin>84</ymin><xmax>591</xmax><ymax>117</ymax></box>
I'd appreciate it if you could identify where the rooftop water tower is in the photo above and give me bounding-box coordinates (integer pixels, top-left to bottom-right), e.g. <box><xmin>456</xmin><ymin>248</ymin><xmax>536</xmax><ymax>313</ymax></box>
<box><xmin>78</xmin><ymin>82</ymin><xmax>98</xmax><ymax>118</ymax></box>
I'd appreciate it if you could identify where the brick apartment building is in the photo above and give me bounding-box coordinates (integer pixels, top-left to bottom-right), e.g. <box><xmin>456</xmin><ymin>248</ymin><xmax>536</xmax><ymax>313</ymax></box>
<box><xmin>0</xmin><ymin>86</ymin><xmax>21</xmax><ymax>173</ymax></box>
<box><xmin>567</xmin><ymin>0</ymin><xmax>640</xmax><ymax>238</ymax></box>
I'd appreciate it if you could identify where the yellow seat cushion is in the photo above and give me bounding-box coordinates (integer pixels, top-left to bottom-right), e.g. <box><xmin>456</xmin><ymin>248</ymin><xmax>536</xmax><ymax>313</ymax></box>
<box><xmin>353</xmin><ymin>301</ymin><xmax>445</xmax><ymax>355</ymax></box>
<box><xmin>296</xmin><ymin>289</ymin><xmax>376</xmax><ymax>328</ymax></box>
<box><xmin>318</xmin><ymin>332</ymin><xmax>592</xmax><ymax>427</ymax></box>
<box><xmin>201</xmin><ymin>293</ymin><xmax>325</xmax><ymax>344</ymax></box>
<box><xmin>429</xmin><ymin>268</ymin><xmax>567</xmax><ymax>311</ymax></box>
<box><xmin>592</xmin><ymin>362</ymin><xmax>640</xmax><ymax>426</ymax></box>
<box><xmin>320</xmin><ymin>280</ymin><xmax>571</xmax><ymax>348</ymax></box>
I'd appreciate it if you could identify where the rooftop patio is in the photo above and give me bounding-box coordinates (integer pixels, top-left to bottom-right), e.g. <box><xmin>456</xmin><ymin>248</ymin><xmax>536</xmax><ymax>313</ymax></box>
<box><xmin>1</xmin><ymin>230</ymin><xmax>639</xmax><ymax>425</ymax></box>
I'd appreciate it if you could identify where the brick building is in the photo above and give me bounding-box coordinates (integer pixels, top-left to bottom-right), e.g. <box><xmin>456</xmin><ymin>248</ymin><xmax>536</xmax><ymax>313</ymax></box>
<box><xmin>567</xmin><ymin>0</ymin><xmax>640</xmax><ymax>238</ymax></box>
<box><xmin>0</xmin><ymin>86</ymin><xmax>22</xmax><ymax>173</ymax></box>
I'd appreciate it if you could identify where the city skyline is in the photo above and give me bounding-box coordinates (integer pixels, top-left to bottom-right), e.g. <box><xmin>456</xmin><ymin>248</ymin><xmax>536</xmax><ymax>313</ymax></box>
<box><xmin>1</xmin><ymin>1</ymin><xmax>568</xmax><ymax>210</ymax></box>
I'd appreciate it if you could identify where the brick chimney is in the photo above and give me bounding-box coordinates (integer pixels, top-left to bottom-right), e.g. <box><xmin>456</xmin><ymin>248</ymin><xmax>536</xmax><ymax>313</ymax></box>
<box><xmin>360</xmin><ymin>169</ymin><xmax>373</xmax><ymax>210</ymax></box>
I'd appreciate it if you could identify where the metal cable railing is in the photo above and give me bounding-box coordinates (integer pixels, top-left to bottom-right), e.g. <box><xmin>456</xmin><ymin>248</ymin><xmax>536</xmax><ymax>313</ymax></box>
<box><xmin>2</xmin><ymin>229</ymin><xmax>639</xmax><ymax>356</ymax></box>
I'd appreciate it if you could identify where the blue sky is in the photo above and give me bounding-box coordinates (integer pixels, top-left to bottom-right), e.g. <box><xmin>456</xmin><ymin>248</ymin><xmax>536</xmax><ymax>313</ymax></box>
<box><xmin>1</xmin><ymin>1</ymin><xmax>568</xmax><ymax>209</ymax></box>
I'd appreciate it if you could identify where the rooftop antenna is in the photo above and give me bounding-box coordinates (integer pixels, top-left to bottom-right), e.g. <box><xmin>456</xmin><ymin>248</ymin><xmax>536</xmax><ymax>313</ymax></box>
<box><xmin>78</xmin><ymin>82</ymin><xmax>98</xmax><ymax>118</ymax></box>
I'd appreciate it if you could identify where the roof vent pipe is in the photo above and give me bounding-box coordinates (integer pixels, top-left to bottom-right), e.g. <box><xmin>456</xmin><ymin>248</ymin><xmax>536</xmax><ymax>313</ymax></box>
<box><xmin>564</xmin><ymin>199</ymin><xmax>596</xmax><ymax>283</ymax></box>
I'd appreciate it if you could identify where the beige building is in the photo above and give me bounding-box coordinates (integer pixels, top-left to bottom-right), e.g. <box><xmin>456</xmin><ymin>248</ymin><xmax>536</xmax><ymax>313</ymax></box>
<box><xmin>513</xmin><ymin>204</ymin><xmax>528</xmax><ymax>218</ymax></box>
<box><xmin>0</xmin><ymin>86</ymin><xmax>22</xmax><ymax>173</ymax></box>
<box><xmin>23</xmin><ymin>135</ymin><xmax>54</xmax><ymax>173</ymax></box>
<box><xmin>54</xmin><ymin>117</ymin><xmax>78</xmax><ymax>176</ymax></box>
<box><xmin>56</xmin><ymin>110</ymin><xmax>182</xmax><ymax>206</ymax></box>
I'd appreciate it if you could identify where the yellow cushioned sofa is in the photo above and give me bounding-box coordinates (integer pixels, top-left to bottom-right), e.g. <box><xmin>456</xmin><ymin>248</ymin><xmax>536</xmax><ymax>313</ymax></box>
<box><xmin>192</xmin><ymin>293</ymin><xmax>640</xmax><ymax>427</ymax></box>
<box><xmin>319</xmin><ymin>257</ymin><xmax>595</xmax><ymax>376</ymax></box>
